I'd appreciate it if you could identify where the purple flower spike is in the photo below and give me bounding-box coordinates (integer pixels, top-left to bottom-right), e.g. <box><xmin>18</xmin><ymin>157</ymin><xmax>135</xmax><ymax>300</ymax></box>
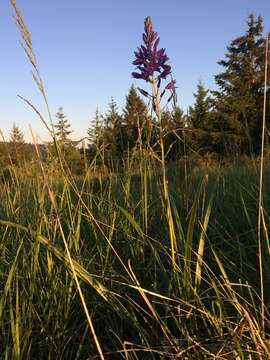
<box><xmin>166</xmin><ymin>78</ymin><xmax>178</xmax><ymax>107</ymax></box>
<box><xmin>165</xmin><ymin>79</ymin><xmax>177</xmax><ymax>91</ymax></box>
<box><xmin>132</xmin><ymin>16</ymin><xmax>171</xmax><ymax>82</ymax></box>
<box><xmin>159</xmin><ymin>65</ymin><xmax>171</xmax><ymax>79</ymax></box>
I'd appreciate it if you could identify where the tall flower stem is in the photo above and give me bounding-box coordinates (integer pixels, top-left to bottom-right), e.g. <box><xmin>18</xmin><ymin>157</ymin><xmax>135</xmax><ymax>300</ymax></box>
<box><xmin>132</xmin><ymin>16</ymin><xmax>178</xmax><ymax>270</ymax></box>
<box><xmin>151</xmin><ymin>78</ymin><xmax>178</xmax><ymax>270</ymax></box>
<box><xmin>258</xmin><ymin>32</ymin><xmax>269</xmax><ymax>334</ymax></box>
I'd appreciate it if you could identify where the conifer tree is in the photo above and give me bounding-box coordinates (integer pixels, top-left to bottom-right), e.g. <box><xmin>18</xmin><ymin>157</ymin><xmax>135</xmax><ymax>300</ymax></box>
<box><xmin>214</xmin><ymin>14</ymin><xmax>268</xmax><ymax>155</ymax></box>
<box><xmin>87</xmin><ymin>109</ymin><xmax>103</xmax><ymax>147</ymax></box>
<box><xmin>54</xmin><ymin>107</ymin><xmax>72</xmax><ymax>147</ymax></box>
<box><xmin>10</xmin><ymin>123</ymin><xmax>24</xmax><ymax>144</ymax></box>
<box><xmin>103</xmin><ymin>98</ymin><xmax>123</xmax><ymax>162</ymax></box>
<box><xmin>104</xmin><ymin>98</ymin><xmax>122</xmax><ymax>129</ymax></box>
<box><xmin>122</xmin><ymin>85</ymin><xmax>149</xmax><ymax>150</ymax></box>
<box><xmin>189</xmin><ymin>81</ymin><xmax>212</xmax><ymax>129</ymax></box>
<box><xmin>53</xmin><ymin>107</ymin><xmax>83</xmax><ymax>172</ymax></box>
<box><xmin>189</xmin><ymin>81</ymin><xmax>213</xmax><ymax>153</ymax></box>
<box><xmin>159</xmin><ymin>107</ymin><xmax>187</xmax><ymax>160</ymax></box>
<box><xmin>170</xmin><ymin>107</ymin><xmax>188</xmax><ymax>159</ymax></box>
<box><xmin>87</xmin><ymin>108</ymin><xmax>104</xmax><ymax>162</ymax></box>
<box><xmin>9</xmin><ymin>123</ymin><xmax>25</xmax><ymax>164</ymax></box>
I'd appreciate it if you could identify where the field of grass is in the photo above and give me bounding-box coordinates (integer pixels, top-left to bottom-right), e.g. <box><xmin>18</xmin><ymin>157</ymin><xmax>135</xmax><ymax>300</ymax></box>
<box><xmin>2</xmin><ymin>2</ymin><xmax>270</xmax><ymax>358</ymax></box>
<box><xmin>0</xmin><ymin>158</ymin><xmax>270</xmax><ymax>359</ymax></box>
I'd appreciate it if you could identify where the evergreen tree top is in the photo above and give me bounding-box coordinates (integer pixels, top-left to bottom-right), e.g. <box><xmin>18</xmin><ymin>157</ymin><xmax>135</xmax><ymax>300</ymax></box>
<box><xmin>105</xmin><ymin>97</ymin><xmax>122</xmax><ymax>128</ymax></box>
<box><xmin>123</xmin><ymin>85</ymin><xmax>148</xmax><ymax>124</ymax></box>
<box><xmin>189</xmin><ymin>81</ymin><xmax>212</xmax><ymax>129</ymax></box>
<box><xmin>10</xmin><ymin>123</ymin><xmax>24</xmax><ymax>144</ymax></box>
<box><xmin>54</xmin><ymin>107</ymin><xmax>73</xmax><ymax>144</ymax></box>
<box><xmin>215</xmin><ymin>14</ymin><xmax>265</xmax><ymax>98</ymax></box>
<box><xmin>213</xmin><ymin>13</ymin><xmax>268</xmax><ymax>154</ymax></box>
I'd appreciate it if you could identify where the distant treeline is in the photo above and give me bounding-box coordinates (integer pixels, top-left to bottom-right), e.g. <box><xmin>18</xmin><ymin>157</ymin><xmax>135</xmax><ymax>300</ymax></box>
<box><xmin>1</xmin><ymin>14</ymin><xmax>269</xmax><ymax>173</ymax></box>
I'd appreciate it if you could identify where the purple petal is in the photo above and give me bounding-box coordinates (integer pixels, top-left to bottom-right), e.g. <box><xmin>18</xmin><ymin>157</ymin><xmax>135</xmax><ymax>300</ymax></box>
<box><xmin>157</xmin><ymin>48</ymin><xmax>165</xmax><ymax>57</ymax></box>
<box><xmin>137</xmin><ymin>87</ymin><xmax>150</xmax><ymax>97</ymax></box>
<box><xmin>162</xmin><ymin>64</ymin><xmax>171</xmax><ymax>72</ymax></box>
<box><xmin>132</xmin><ymin>72</ymin><xmax>143</xmax><ymax>79</ymax></box>
<box><xmin>165</xmin><ymin>79</ymin><xmax>177</xmax><ymax>90</ymax></box>
<box><xmin>133</xmin><ymin>58</ymin><xmax>143</xmax><ymax>66</ymax></box>
<box><xmin>143</xmin><ymin>33</ymin><xmax>147</xmax><ymax>44</ymax></box>
<box><xmin>141</xmin><ymin>45</ymin><xmax>148</xmax><ymax>57</ymax></box>
<box><xmin>160</xmin><ymin>67</ymin><xmax>171</xmax><ymax>79</ymax></box>
<box><xmin>152</xmin><ymin>31</ymin><xmax>158</xmax><ymax>42</ymax></box>
<box><xmin>153</xmin><ymin>37</ymin><xmax>160</xmax><ymax>52</ymax></box>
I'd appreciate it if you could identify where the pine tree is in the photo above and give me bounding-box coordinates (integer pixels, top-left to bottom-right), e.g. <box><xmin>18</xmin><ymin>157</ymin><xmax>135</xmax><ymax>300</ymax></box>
<box><xmin>104</xmin><ymin>98</ymin><xmax>122</xmax><ymax>130</ymax></box>
<box><xmin>189</xmin><ymin>81</ymin><xmax>213</xmax><ymax>153</ymax></box>
<box><xmin>10</xmin><ymin>123</ymin><xmax>24</xmax><ymax>144</ymax></box>
<box><xmin>87</xmin><ymin>108</ymin><xmax>105</xmax><ymax>162</ymax></box>
<box><xmin>103</xmin><ymin>98</ymin><xmax>123</xmax><ymax>160</ymax></box>
<box><xmin>87</xmin><ymin>109</ymin><xmax>103</xmax><ymax>146</ymax></box>
<box><xmin>9</xmin><ymin>123</ymin><xmax>25</xmax><ymax>164</ymax></box>
<box><xmin>54</xmin><ymin>107</ymin><xmax>72</xmax><ymax>147</ymax></box>
<box><xmin>170</xmin><ymin>107</ymin><xmax>188</xmax><ymax>159</ymax></box>
<box><xmin>189</xmin><ymin>81</ymin><xmax>212</xmax><ymax>129</ymax></box>
<box><xmin>159</xmin><ymin>107</ymin><xmax>187</xmax><ymax>160</ymax></box>
<box><xmin>122</xmin><ymin>85</ymin><xmax>150</xmax><ymax>150</ymax></box>
<box><xmin>53</xmin><ymin>107</ymin><xmax>83</xmax><ymax>172</ymax></box>
<box><xmin>213</xmin><ymin>14</ymin><xmax>268</xmax><ymax>155</ymax></box>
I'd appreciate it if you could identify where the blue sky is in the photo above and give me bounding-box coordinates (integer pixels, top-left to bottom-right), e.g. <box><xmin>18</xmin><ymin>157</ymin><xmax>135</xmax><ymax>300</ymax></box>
<box><xmin>1</xmin><ymin>0</ymin><xmax>270</xmax><ymax>142</ymax></box>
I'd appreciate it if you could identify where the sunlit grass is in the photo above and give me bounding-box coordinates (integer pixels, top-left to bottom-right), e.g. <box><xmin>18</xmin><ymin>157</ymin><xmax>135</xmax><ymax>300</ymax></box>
<box><xmin>0</xmin><ymin>158</ymin><xmax>270</xmax><ymax>359</ymax></box>
<box><xmin>1</xmin><ymin>1</ymin><xmax>269</xmax><ymax>358</ymax></box>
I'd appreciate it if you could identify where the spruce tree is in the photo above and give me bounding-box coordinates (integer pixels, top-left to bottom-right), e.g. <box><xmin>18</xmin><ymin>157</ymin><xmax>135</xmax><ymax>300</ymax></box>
<box><xmin>214</xmin><ymin>14</ymin><xmax>268</xmax><ymax>155</ymax></box>
<box><xmin>87</xmin><ymin>108</ymin><xmax>104</xmax><ymax>162</ymax></box>
<box><xmin>103</xmin><ymin>98</ymin><xmax>123</xmax><ymax>162</ymax></box>
<box><xmin>170</xmin><ymin>107</ymin><xmax>188</xmax><ymax>159</ymax></box>
<box><xmin>10</xmin><ymin>123</ymin><xmax>24</xmax><ymax>144</ymax></box>
<box><xmin>159</xmin><ymin>107</ymin><xmax>186</xmax><ymax>160</ymax></box>
<box><xmin>53</xmin><ymin>107</ymin><xmax>83</xmax><ymax>172</ymax></box>
<box><xmin>122</xmin><ymin>85</ymin><xmax>149</xmax><ymax>150</ymax></box>
<box><xmin>87</xmin><ymin>109</ymin><xmax>103</xmax><ymax>146</ymax></box>
<box><xmin>54</xmin><ymin>107</ymin><xmax>72</xmax><ymax>147</ymax></box>
<box><xmin>189</xmin><ymin>81</ymin><xmax>213</xmax><ymax>153</ymax></box>
<box><xmin>189</xmin><ymin>81</ymin><xmax>212</xmax><ymax>129</ymax></box>
<box><xmin>104</xmin><ymin>98</ymin><xmax>122</xmax><ymax>129</ymax></box>
<box><xmin>9</xmin><ymin>123</ymin><xmax>25</xmax><ymax>164</ymax></box>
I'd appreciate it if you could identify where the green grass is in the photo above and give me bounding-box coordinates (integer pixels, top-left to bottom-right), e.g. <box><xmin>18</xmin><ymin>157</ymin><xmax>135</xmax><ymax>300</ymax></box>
<box><xmin>0</xmin><ymin>159</ymin><xmax>270</xmax><ymax>359</ymax></box>
<box><xmin>3</xmin><ymin>1</ymin><xmax>270</xmax><ymax>358</ymax></box>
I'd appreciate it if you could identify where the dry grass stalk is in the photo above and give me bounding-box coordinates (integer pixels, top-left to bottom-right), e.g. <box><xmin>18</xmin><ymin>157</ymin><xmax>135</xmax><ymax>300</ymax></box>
<box><xmin>257</xmin><ymin>32</ymin><xmax>269</xmax><ymax>334</ymax></box>
<box><xmin>10</xmin><ymin>1</ymin><xmax>105</xmax><ymax>358</ymax></box>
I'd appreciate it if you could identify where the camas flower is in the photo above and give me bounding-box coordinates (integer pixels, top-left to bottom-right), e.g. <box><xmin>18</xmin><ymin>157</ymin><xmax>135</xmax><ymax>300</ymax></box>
<box><xmin>165</xmin><ymin>79</ymin><xmax>177</xmax><ymax>91</ymax></box>
<box><xmin>132</xmin><ymin>16</ymin><xmax>171</xmax><ymax>82</ymax></box>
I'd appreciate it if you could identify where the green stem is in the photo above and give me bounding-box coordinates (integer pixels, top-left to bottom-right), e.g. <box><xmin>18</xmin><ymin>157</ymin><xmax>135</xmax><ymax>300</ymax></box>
<box><xmin>151</xmin><ymin>78</ymin><xmax>178</xmax><ymax>270</ymax></box>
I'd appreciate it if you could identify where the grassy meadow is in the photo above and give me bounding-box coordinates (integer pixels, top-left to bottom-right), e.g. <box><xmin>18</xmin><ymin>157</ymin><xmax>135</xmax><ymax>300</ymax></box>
<box><xmin>1</xmin><ymin>1</ymin><xmax>270</xmax><ymax>359</ymax></box>
<box><xmin>1</xmin><ymin>157</ymin><xmax>270</xmax><ymax>359</ymax></box>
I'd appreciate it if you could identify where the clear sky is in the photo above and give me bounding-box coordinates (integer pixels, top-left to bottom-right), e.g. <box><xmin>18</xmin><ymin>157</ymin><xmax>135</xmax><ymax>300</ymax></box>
<box><xmin>1</xmin><ymin>0</ymin><xmax>270</xmax><ymax>142</ymax></box>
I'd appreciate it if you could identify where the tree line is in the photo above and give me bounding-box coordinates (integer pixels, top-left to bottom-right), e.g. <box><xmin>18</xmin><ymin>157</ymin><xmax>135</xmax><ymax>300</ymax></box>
<box><xmin>1</xmin><ymin>14</ymin><xmax>269</xmax><ymax>173</ymax></box>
